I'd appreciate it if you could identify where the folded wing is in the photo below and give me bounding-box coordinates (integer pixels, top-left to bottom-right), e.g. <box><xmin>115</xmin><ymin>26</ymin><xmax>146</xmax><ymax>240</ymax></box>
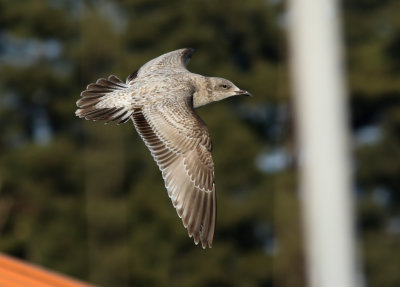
<box><xmin>132</xmin><ymin>48</ymin><xmax>195</xmax><ymax>81</ymax></box>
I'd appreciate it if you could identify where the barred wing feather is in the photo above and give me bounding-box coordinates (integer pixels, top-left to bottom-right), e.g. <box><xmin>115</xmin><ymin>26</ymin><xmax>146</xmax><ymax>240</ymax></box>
<box><xmin>132</xmin><ymin>96</ymin><xmax>216</xmax><ymax>248</ymax></box>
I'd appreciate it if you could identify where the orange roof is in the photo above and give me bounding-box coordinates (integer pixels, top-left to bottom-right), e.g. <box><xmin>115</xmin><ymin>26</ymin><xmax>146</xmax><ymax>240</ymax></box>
<box><xmin>0</xmin><ymin>253</ymin><xmax>96</xmax><ymax>287</ymax></box>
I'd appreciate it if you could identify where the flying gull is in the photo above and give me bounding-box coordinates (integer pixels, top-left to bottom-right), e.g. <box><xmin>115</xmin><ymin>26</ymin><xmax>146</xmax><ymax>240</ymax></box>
<box><xmin>76</xmin><ymin>48</ymin><xmax>251</xmax><ymax>248</ymax></box>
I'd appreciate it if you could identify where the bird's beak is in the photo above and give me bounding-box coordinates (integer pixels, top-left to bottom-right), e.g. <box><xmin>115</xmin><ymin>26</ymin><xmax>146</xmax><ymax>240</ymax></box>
<box><xmin>235</xmin><ymin>90</ymin><xmax>252</xmax><ymax>97</ymax></box>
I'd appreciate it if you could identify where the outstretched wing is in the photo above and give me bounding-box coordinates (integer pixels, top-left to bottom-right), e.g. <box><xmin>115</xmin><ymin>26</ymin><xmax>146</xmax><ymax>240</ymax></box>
<box><xmin>132</xmin><ymin>96</ymin><xmax>216</xmax><ymax>248</ymax></box>
<box><xmin>129</xmin><ymin>48</ymin><xmax>195</xmax><ymax>84</ymax></box>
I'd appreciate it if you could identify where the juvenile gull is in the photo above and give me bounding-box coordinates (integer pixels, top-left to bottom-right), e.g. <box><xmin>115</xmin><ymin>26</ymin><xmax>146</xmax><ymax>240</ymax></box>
<box><xmin>76</xmin><ymin>48</ymin><xmax>251</xmax><ymax>248</ymax></box>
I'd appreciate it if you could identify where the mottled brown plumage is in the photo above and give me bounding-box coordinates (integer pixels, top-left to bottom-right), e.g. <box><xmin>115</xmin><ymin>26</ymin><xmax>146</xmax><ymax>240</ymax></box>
<box><xmin>76</xmin><ymin>48</ymin><xmax>251</xmax><ymax>248</ymax></box>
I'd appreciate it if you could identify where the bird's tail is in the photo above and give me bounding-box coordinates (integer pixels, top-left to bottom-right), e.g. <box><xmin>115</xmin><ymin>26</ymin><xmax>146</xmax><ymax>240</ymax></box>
<box><xmin>75</xmin><ymin>75</ymin><xmax>134</xmax><ymax>124</ymax></box>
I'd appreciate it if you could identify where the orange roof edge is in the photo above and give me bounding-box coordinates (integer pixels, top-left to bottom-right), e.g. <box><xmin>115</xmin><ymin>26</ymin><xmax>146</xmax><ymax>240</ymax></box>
<box><xmin>0</xmin><ymin>253</ymin><xmax>97</xmax><ymax>287</ymax></box>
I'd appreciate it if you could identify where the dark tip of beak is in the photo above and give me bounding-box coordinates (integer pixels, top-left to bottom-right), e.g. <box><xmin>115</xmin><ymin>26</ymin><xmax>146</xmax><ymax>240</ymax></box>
<box><xmin>236</xmin><ymin>90</ymin><xmax>252</xmax><ymax>97</ymax></box>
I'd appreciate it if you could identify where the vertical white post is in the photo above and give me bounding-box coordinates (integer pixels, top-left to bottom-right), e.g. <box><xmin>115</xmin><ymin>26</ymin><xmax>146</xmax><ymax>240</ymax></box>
<box><xmin>288</xmin><ymin>1</ymin><xmax>359</xmax><ymax>287</ymax></box>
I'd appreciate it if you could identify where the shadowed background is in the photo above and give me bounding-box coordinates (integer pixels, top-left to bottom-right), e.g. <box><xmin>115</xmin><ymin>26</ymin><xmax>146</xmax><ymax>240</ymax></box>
<box><xmin>0</xmin><ymin>0</ymin><xmax>399</xmax><ymax>286</ymax></box>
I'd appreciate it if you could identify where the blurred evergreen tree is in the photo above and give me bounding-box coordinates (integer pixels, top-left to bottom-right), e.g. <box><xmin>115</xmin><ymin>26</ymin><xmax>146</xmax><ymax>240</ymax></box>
<box><xmin>345</xmin><ymin>1</ymin><xmax>400</xmax><ymax>286</ymax></box>
<box><xmin>1</xmin><ymin>0</ymin><xmax>399</xmax><ymax>286</ymax></box>
<box><xmin>0</xmin><ymin>1</ymin><xmax>295</xmax><ymax>286</ymax></box>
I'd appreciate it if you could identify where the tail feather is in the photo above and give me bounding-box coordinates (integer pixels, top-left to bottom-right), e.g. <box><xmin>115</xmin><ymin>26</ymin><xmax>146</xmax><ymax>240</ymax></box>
<box><xmin>76</xmin><ymin>75</ymin><xmax>134</xmax><ymax>124</ymax></box>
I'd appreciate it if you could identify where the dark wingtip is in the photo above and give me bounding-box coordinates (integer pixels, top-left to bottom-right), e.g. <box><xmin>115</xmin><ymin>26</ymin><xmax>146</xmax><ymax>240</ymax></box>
<box><xmin>182</xmin><ymin>48</ymin><xmax>195</xmax><ymax>59</ymax></box>
<box><xmin>126</xmin><ymin>69</ymin><xmax>138</xmax><ymax>84</ymax></box>
<box><xmin>181</xmin><ymin>48</ymin><xmax>196</xmax><ymax>67</ymax></box>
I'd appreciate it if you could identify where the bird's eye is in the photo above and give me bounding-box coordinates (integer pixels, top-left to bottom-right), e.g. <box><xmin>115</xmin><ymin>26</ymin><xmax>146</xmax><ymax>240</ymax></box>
<box><xmin>221</xmin><ymin>84</ymin><xmax>228</xmax><ymax>89</ymax></box>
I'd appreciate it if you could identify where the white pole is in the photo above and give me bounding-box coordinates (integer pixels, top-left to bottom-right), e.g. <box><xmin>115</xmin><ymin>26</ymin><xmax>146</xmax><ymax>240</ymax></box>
<box><xmin>287</xmin><ymin>1</ymin><xmax>359</xmax><ymax>287</ymax></box>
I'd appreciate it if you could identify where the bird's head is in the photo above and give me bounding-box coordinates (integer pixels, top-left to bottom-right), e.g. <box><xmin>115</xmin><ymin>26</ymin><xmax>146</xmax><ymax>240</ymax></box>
<box><xmin>192</xmin><ymin>76</ymin><xmax>251</xmax><ymax>108</ymax></box>
<box><xmin>208</xmin><ymin>77</ymin><xmax>251</xmax><ymax>103</ymax></box>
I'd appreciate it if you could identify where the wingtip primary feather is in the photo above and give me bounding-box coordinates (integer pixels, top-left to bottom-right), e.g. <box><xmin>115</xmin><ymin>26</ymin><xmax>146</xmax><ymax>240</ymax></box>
<box><xmin>126</xmin><ymin>70</ymin><xmax>138</xmax><ymax>84</ymax></box>
<box><xmin>182</xmin><ymin>48</ymin><xmax>195</xmax><ymax>66</ymax></box>
<box><xmin>182</xmin><ymin>47</ymin><xmax>195</xmax><ymax>57</ymax></box>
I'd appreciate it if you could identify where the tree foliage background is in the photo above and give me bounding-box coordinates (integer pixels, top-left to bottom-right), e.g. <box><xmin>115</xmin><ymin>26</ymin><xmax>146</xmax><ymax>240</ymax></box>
<box><xmin>0</xmin><ymin>0</ymin><xmax>399</xmax><ymax>286</ymax></box>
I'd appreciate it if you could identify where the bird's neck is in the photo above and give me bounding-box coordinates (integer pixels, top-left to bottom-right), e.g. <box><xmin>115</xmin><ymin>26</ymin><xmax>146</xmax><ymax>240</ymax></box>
<box><xmin>192</xmin><ymin>76</ymin><xmax>212</xmax><ymax>109</ymax></box>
